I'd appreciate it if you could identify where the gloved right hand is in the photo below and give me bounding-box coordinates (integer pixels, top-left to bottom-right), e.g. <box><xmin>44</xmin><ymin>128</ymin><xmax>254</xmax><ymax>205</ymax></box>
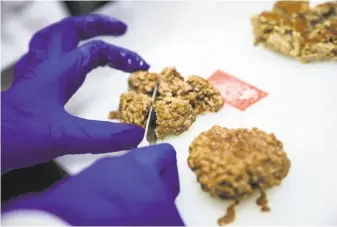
<box><xmin>1</xmin><ymin>14</ymin><xmax>149</xmax><ymax>174</ymax></box>
<box><xmin>2</xmin><ymin>144</ymin><xmax>185</xmax><ymax>226</ymax></box>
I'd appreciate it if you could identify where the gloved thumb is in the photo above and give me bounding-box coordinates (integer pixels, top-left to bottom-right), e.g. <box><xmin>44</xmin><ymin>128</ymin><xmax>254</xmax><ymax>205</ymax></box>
<box><xmin>58</xmin><ymin>114</ymin><xmax>144</xmax><ymax>155</ymax></box>
<box><xmin>129</xmin><ymin>144</ymin><xmax>180</xmax><ymax>199</ymax></box>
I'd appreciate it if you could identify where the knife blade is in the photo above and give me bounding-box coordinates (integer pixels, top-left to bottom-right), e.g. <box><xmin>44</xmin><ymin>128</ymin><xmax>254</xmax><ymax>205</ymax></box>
<box><xmin>138</xmin><ymin>82</ymin><xmax>159</xmax><ymax>147</ymax></box>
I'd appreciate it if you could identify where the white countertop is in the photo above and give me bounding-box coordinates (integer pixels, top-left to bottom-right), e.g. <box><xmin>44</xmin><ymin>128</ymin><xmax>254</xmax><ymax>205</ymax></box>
<box><xmin>54</xmin><ymin>1</ymin><xmax>337</xmax><ymax>225</ymax></box>
<box><xmin>1</xmin><ymin>1</ymin><xmax>69</xmax><ymax>70</ymax></box>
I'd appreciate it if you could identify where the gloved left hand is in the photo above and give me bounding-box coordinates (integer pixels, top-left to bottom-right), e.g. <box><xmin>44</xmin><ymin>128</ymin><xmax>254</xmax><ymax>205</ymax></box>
<box><xmin>2</xmin><ymin>144</ymin><xmax>185</xmax><ymax>226</ymax></box>
<box><xmin>1</xmin><ymin>14</ymin><xmax>150</xmax><ymax>174</ymax></box>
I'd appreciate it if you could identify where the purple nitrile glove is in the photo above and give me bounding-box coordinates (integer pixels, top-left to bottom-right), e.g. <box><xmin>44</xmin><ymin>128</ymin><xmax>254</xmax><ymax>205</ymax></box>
<box><xmin>2</xmin><ymin>144</ymin><xmax>185</xmax><ymax>226</ymax></box>
<box><xmin>1</xmin><ymin>14</ymin><xmax>150</xmax><ymax>174</ymax></box>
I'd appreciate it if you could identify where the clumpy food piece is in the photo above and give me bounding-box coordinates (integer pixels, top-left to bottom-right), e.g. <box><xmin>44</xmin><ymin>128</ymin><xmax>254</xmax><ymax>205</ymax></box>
<box><xmin>112</xmin><ymin>67</ymin><xmax>225</xmax><ymax>140</ymax></box>
<box><xmin>273</xmin><ymin>1</ymin><xmax>311</xmax><ymax>17</ymax></box>
<box><xmin>310</xmin><ymin>2</ymin><xmax>337</xmax><ymax>21</ymax></box>
<box><xmin>251</xmin><ymin>6</ymin><xmax>310</xmax><ymax>57</ymax></box>
<box><xmin>186</xmin><ymin>76</ymin><xmax>225</xmax><ymax>114</ymax></box>
<box><xmin>108</xmin><ymin>91</ymin><xmax>152</xmax><ymax>128</ymax></box>
<box><xmin>158</xmin><ymin>67</ymin><xmax>192</xmax><ymax>98</ymax></box>
<box><xmin>126</xmin><ymin>67</ymin><xmax>225</xmax><ymax>116</ymax></box>
<box><xmin>154</xmin><ymin>97</ymin><xmax>196</xmax><ymax>139</ymax></box>
<box><xmin>128</xmin><ymin>71</ymin><xmax>159</xmax><ymax>94</ymax></box>
<box><xmin>108</xmin><ymin>90</ymin><xmax>197</xmax><ymax>140</ymax></box>
<box><xmin>188</xmin><ymin>125</ymin><xmax>291</xmax><ymax>225</ymax></box>
<box><xmin>251</xmin><ymin>0</ymin><xmax>337</xmax><ymax>63</ymax></box>
<box><xmin>160</xmin><ymin>66</ymin><xmax>185</xmax><ymax>81</ymax></box>
<box><xmin>301</xmin><ymin>18</ymin><xmax>337</xmax><ymax>62</ymax></box>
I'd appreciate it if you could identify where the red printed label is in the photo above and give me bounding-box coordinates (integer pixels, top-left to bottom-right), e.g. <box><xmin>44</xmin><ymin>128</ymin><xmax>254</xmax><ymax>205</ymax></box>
<box><xmin>208</xmin><ymin>70</ymin><xmax>268</xmax><ymax>111</ymax></box>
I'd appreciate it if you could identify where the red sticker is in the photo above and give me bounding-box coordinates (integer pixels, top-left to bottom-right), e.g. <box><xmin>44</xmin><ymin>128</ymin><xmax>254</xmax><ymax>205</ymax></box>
<box><xmin>208</xmin><ymin>70</ymin><xmax>268</xmax><ymax>111</ymax></box>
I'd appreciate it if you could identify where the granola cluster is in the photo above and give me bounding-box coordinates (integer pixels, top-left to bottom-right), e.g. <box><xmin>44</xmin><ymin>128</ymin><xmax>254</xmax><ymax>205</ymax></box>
<box><xmin>108</xmin><ymin>91</ymin><xmax>152</xmax><ymax>128</ymax></box>
<box><xmin>154</xmin><ymin>97</ymin><xmax>196</xmax><ymax>139</ymax></box>
<box><xmin>109</xmin><ymin>67</ymin><xmax>224</xmax><ymax>139</ymax></box>
<box><xmin>186</xmin><ymin>76</ymin><xmax>225</xmax><ymax>114</ymax></box>
<box><xmin>156</xmin><ymin>68</ymin><xmax>225</xmax><ymax>114</ymax></box>
<box><xmin>128</xmin><ymin>71</ymin><xmax>158</xmax><ymax>94</ymax></box>
<box><xmin>157</xmin><ymin>67</ymin><xmax>190</xmax><ymax>97</ymax></box>
<box><xmin>251</xmin><ymin>1</ymin><xmax>337</xmax><ymax>63</ymax></box>
<box><xmin>188</xmin><ymin>125</ymin><xmax>291</xmax><ymax>225</ymax></box>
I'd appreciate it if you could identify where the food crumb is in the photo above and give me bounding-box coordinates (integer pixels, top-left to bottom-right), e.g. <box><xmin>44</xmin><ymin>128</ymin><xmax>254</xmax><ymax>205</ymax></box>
<box><xmin>256</xmin><ymin>188</ymin><xmax>271</xmax><ymax>212</ymax></box>
<box><xmin>217</xmin><ymin>200</ymin><xmax>239</xmax><ymax>226</ymax></box>
<box><xmin>108</xmin><ymin>111</ymin><xmax>121</xmax><ymax>120</ymax></box>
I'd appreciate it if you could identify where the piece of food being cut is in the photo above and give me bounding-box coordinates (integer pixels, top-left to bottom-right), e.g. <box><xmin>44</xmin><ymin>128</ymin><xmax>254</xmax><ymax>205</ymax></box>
<box><xmin>188</xmin><ymin>125</ymin><xmax>291</xmax><ymax>226</ymax></box>
<box><xmin>251</xmin><ymin>0</ymin><xmax>337</xmax><ymax>63</ymax></box>
<box><xmin>186</xmin><ymin>75</ymin><xmax>225</xmax><ymax>115</ymax></box>
<box><xmin>108</xmin><ymin>91</ymin><xmax>196</xmax><ymax>139</ymax></box>
<box><xmin>154</xmin><ymin>97</ymin><xmax>196</xmax><ymax>139</ymax></box>
<box><xmin>109</xmin><ymin>67</ymin><xmax>225</xmax><ymax>139</ymax></box>
<box><xmin>108</xmin><ymin>91</ymin><xmax>153</xmax><ymax>128</ymax></box>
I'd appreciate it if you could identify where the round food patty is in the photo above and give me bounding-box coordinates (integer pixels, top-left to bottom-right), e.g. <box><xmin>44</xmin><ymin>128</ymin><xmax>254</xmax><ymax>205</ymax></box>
<box><xmin>188</xmin><ymin>125</ymin><xmax>290</xmax><ymax>200</ymax></box>
<box><xmin>188</xmin><ymin>126</ymin><xmax>291</xmax><ymax>225</ymax></box>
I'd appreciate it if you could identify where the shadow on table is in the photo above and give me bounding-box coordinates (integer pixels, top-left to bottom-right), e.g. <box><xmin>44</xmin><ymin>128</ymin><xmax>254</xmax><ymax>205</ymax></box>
<box><xmin>1</xmin><ymin>161</ymin><xmax>69</xmax><ymax>204</ymax></box>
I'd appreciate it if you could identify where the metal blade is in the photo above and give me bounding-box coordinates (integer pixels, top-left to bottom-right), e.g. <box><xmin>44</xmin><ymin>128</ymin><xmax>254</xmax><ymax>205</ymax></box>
<box><xmin>143</xmin><ymin>82</ymin><xmax>159</xmax><ymax>145</ymax></box>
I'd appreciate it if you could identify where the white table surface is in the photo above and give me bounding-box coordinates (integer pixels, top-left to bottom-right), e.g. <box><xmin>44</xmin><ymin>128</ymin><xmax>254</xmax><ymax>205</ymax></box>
<box><xmin>1</xmin><ymin>1</ymin><xmax>69</xmax><ymax>70</ymax></box>
<box><xmin>56</xmin><ymin>1</ymin><xmax>337</xmax><ymax>225</ymax></box>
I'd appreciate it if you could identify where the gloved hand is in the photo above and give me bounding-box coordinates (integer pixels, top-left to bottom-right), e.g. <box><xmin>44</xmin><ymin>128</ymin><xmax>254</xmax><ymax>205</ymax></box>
<box><xmin>1</xmin><ymin>14</ymin><xmax>150</xmax><ymax>174</ymax></box>
<box><xmin>2</xmin><ymin>144</ymin><xmax>185</xmax><ymax>226</ymax></box>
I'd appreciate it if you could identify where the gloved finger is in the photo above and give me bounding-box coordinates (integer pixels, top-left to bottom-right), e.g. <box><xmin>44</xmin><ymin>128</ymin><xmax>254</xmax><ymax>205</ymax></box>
<box><xmin>61</xmin><ymin>40</ymin><xmax>149</xmax><ymax>102</ymax></box>
<box><xmin>75</xmin><ymin>39</ymin><xmax>150</xmax><ymax>74</ymax></box>
<box><xmin>57</xmin><ymin>115</ymin><xmax>144</xmax><ymax>155</ymax></box>
<box><xmin>29</xmin><ymin>14</ymin><xmax>127</xmax><ymax>54</ymax></box>
<box><xmin>129</xmin><ymin>144</ymin><xmax>180</xmax><ymax>200</ymax></box>
<box><xmin>14</xmin><ymin>15</ymin><xmax>126</xmax><ymax>79</ymax></box>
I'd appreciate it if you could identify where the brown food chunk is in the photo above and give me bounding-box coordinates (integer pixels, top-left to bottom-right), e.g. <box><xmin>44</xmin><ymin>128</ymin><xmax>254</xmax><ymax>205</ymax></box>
<box><xmin>301</xmin><ymin>18</ymin><xmax>337</xmax><ymax>62</ymax></box>
<box><xmin>109</xmin><ymin>91</ymin><xmax>196</xmax><ymax>140</ymax></box>
<box><xmin>313</xmin><ymin>2</ymin><xmax>337</xmax><ymax>18</ymax></box>
<box><xmin>251</xmin><ymin>0</ymin><xmax>337</xmax><ymax>63</ymax></box>
<box><xmin>126</xmin><ymin>67</ymin><xmax>224</xmax><ymax>116</ymax></box>
<box><xmin>158</xmin><ymin>67</ymin><xmax>192</xmax><ymax>98</ymax></box>
<box><xmin>109</xmin><ymin>91</ymin><xmax>152</xmax><ymax>128</ymax></box>
<box><xmin>306</xmin><ymin>2</ymin><xmax>337</xmax><ymax>26</ymax></box>
<box><xmin>128</xmin><ymin>71</ymin><xmax>159</xmax><ymax>94</ymax></box>
<box><xmin>273</xmin><ymin>1</ymin><xmax>311</xmax><ymax>17</ymax></box>
<box><xmin>108</xmin><ymin>111</ymin><xmax>121</xmax><ymax>119</ymax></box>
<box><xmin>112</xmin><ymin>67</ymin><xmax>225</xmax><ymax>139</ymax></box>
<box><xmin>186</xmin><ymin>76</ymin><xmax>225</xmax><ymax>114</ymax></box>
<box><xmin>188</xmin><ymin>125</ymin><xmax>291</xmax><ymax>225</ymax></box>
<box><xmin>154</xmin><ymin>97</ymin><xmax>196</xmax><ymax>139</ymax></box>
<box><xmin>251</xmin><ymin>11</ymin><xmax>305</xmax><ymax>57</ymax></box>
